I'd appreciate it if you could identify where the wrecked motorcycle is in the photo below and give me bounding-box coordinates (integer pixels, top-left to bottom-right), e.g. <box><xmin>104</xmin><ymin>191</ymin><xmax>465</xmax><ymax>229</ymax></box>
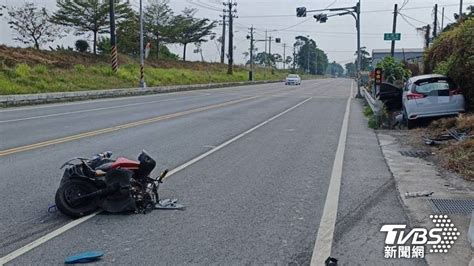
<box><xmin>55</xmin><ymin>150</ymin><xmax>182</xmax><ymax>218</ymax></box>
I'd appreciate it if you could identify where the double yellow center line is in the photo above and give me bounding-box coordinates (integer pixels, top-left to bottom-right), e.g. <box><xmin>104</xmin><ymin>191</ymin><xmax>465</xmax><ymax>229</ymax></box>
<box><xmin>0</xmin><ymin>96</ymin><xmax>257</xmax><ymax>157</ymax></box>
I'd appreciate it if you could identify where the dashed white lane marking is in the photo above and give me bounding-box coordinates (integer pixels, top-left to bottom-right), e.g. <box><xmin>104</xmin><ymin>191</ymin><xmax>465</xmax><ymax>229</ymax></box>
<box><xmin>310</xmin><ymin>80</ymin><xmax>353</xmax><ymax>265</ymax></box>
<box><xmin>0</xmin><ymin>96</ymin><xmax>313</xmax><ymax>265</ymax></box>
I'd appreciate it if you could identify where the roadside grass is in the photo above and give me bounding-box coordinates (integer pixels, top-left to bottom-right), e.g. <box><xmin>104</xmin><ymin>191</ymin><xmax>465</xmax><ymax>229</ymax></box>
<box><xmin>0</xmin><ymin>63</ymin><xmax>294</xmax><ymax>95</ymax></box>
<box><xmin>363</xmin><ymin>106</ymin><xmax>373</xmax><ymax>117</ymax></box>
<box><xmin>362</xmin><ymin>105</ymin><xmax>381</xmax><ymax>129</ymax></box>
<box><xmin>413</xmin><ymin>114</ymin><xmax>474</xmax><ymax>181</ymax></box>
<box><xmin>441</xmin><ymin>139</ymin><xmax>474</xmax><ymax>181</ymax></box>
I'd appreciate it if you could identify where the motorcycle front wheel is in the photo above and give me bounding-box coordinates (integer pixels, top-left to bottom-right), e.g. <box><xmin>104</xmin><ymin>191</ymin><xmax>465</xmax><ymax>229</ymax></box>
<box><xmin>55</xmin><ymin>179</ymin><xmax>99</xmax><ymax>218</ymax></box>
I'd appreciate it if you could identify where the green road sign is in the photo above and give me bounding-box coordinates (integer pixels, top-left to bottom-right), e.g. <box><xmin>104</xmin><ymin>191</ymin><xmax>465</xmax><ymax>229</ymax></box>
<box><xmin>384</xmin><ymin>33</ymin><xmax>401</xmax><ymax>41</ymax></box>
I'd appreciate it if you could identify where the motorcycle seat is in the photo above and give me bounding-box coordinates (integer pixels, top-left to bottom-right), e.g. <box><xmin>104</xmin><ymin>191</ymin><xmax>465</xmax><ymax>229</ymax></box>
<box><xmin>95</xmin><ymin>162</ymin><xmax>113</xmax><ymax>171</ymax></box>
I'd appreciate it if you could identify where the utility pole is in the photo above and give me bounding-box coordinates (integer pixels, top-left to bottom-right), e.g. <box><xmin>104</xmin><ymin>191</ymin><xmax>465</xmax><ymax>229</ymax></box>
<box><xmin>139</xmin><ymin>0</ymin><xmax>145</xmax><ymax>88</ymax></box>
<box><xmin>433</xmin><ymin>4</ymin><xmax>438</xmax><ymax>38</ymax></box>
<box><xmin>356</xmin><ymin>0</ymin><xmax>362</xmax><ymax>98</ymax></box>
<box><xmin>219</xmin><ymin>12</ymin><xmax>226</xmax><ymax>64</ymax></box>
<box><xmin>441</xmin><ymin>7</ymin><xmax>445</xmax><ymax>29</ymax></box>
<box><xmin>390</xmin><ymin>4</ymin><xmax>398</xmax><ymax>57</ymax></box>
<box><xmin>293</xmin><ymin>46</ymin><xmax>296</xmax><ymax>71</ymax></box>
<box><xmin>109</xmin><ymin>0</ymin><xmax>118</xmax><ymax>72</ymax></box>
<box><xmin>459</xmin><ymin>0</ymin><xmax>463</xmax><ymax>20</ymax></box>
<box><xmin>268</xmin><ymin>35</ymin><xmax>272</xmax><ymax>69</ymax></box>
<box><xmin>264</xmin><ymin>30</ymin><xmax>268</xmax><ymax>55</ymax></box>
<box><xmin>224</xmin><ymin>0</ymin><xmax>237</xmax><ymax>75</ymax></box>
<box><xmin>283</xmin><ymin>43</ymin><xmax>286</xmax><ymax>70</ymax></box>
<box><xmin>306</xmin><ymin>35</ymin><xmax>310</xmax><ymax>73</ymax></box>
<box><xmin>425</xmin><ymin>24</ymin><xmax>431</xmax><ymax>48</ymax></box>
<box><xmin>247</xmin><ymin>26</ymin><xmax>255</xmax><ymax>81</ymax></box>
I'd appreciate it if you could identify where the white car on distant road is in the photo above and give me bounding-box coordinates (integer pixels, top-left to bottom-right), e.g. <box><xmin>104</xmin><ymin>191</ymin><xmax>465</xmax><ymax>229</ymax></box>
<box><xmin>285</xmin><ymin>74</ymin><xmax>301</xmax><ymax>85</ymax></box>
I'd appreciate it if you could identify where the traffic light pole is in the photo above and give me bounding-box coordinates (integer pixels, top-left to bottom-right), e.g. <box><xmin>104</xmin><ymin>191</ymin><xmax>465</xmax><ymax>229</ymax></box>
<box><xmin>356</xmin><ymin>1</ymin><xmax>362</xmax><ymax>98</ymax></box>
<box><xmin>297</xmin><ymin>0</ymin><xmax>362</xmax><ymax>98</ymax></box>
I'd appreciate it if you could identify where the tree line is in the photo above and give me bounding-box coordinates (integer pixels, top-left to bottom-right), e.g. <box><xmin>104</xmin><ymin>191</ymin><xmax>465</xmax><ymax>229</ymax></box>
<box><xmin>2</xmin><ymin>0</ymin><xmax>216</xmax><ymax>61</ymax></box>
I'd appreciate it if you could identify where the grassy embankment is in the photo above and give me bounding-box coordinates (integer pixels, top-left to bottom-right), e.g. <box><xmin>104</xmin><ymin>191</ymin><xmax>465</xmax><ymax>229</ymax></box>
<box><xmin>0</xmin><ymin>45</ymin><xmax>316</xmax><ymax>95</ymax></box>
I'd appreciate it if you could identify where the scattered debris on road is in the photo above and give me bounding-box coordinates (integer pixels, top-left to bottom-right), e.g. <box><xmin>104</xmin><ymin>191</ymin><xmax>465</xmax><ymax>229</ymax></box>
<box><xmin>64</xmin><ymin>251</ymin><xmax>103</xmax><ymax>264</ymax></box>
<box><xmin>404</xmin><ymin>191</ymin><xmax>434</xmax><ymax>198</ymax></box>
<box><xmin>155</xmin><ymin>199</ymin><xmax>185</xmax><ymax>210</ymax></box>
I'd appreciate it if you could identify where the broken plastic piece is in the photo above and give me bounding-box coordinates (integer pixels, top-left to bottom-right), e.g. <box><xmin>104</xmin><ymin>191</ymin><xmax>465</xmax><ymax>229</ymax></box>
<box><xmin>155</xmin><ymin>198</ymin><xmax>185</xmax><ymax>210</ymax></box>
<box><xmin>47</xmin><ymin>204</ymin><xmax>57</xmax><ymax>213</ymax></box>
<box><xmin>325</xmin><ymin>256</ymin><xmax>338</xmax><ymax>265</ymax></box>
<box><xmin>65</xmin><ymin>251</ymin><xmax>103</xmax><ymax>264</ymax></box>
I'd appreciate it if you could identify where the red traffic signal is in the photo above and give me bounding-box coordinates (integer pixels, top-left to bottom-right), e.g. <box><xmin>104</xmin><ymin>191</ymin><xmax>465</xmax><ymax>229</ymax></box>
<box><xmin>374</xmin><ymin>68</ymin><xmax>383</xmax><ymax>85</ymax></box>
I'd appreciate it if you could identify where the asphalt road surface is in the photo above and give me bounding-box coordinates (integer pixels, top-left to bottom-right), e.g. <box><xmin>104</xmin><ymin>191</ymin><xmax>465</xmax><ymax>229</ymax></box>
<box><xmin>0</xmin><ymin>79</ymin><xmax>425</xmax><ymax>265</ymax></box>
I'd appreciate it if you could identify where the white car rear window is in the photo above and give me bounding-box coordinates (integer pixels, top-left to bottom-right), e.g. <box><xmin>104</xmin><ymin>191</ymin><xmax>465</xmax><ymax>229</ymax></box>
<box><xmin>415</xmin><ymin>79</ymin><xmax>454</xmax><ymax>94</ymax></box>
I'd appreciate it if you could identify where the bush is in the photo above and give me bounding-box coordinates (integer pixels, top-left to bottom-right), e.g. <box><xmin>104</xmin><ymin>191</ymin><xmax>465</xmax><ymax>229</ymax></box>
<box><xmin>425</xmin><ymin>18</ymin><xmax>474</xmax><ymax>110</ymax></box>
<box><xmin>376</xmin><ymin>56</ymin><xmax>411</xmax><ymax>83</ymax></box>
<box><xmin>33</xmin><ymin>65</ymin><xmax>48</xmax><ymax>74</ymax></box>
<box><xmin>74</xmin><ymin>64</ymin><xmax>86</xmax><ymax>73</ymax></box>
<box><xmin>363</xmin><ymin>106</ymin><xmax>373</xmax><ymax>117</ymax></box>
<box><xmin>15</xmin><ymin>63</ymin><xmax>31</xmax><ymax>78</ymax></box>
<box><xmin>75</xmin><ymin>40</ymin><xmax>90</xmax><ymax>53</ymax></box>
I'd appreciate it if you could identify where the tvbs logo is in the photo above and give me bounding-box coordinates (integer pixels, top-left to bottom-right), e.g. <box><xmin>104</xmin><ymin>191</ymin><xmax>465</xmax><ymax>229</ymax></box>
<box><xmin>380</xmin><ymin>215</ymin><xmax>459</xmax><ymax>259</ymax></box>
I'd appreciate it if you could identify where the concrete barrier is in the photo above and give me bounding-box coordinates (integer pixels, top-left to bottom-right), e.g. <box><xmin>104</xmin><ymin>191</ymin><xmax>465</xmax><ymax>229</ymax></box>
<box><xmin>0</xmin><ymin>80</ymin><xmax>282</xmax><ymax>107</ymax></box>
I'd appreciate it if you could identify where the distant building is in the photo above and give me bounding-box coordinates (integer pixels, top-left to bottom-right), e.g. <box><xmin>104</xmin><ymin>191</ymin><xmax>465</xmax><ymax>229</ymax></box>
<box><xmin>371</xmin><ymin>48</ymin><xmax>424</xmax><ymax>65</ymax></box>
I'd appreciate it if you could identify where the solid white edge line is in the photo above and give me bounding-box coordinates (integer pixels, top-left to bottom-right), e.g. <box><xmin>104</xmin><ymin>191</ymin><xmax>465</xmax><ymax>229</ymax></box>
<box><xmin>0</xmin><ymin>96</ymin><xmax>313</xmax><ymax>265</ymax></box>
<box><xmin>310</xmin><ymin>80</ymin><xmax>353</xmax><ymax>265</ymax></box>
<box><xmin>0</xmin><ymin>212</ymin><xmax>98</xmax><ymax>265</ymax></box>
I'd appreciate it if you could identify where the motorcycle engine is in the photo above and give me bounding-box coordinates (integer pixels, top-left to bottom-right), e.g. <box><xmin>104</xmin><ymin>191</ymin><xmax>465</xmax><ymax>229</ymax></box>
<box><xmin>130</xmin><ymin>180</ymin><xmax>157</xmax><ymax>212</ymax></box>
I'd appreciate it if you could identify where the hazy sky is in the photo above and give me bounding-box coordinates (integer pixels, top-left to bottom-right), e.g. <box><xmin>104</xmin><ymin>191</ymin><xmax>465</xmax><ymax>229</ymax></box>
<box><xmin>0</xmin><ymin>0</ymin><xmax>471</xmax><ymax>66</ymax></box>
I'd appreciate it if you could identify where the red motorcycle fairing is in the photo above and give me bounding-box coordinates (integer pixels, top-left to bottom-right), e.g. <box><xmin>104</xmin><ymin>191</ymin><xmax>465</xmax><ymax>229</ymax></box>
<box><xmin>111</xmin><ymin>157</ymin><xmax>140</xmax><ymax>170</ymax></box>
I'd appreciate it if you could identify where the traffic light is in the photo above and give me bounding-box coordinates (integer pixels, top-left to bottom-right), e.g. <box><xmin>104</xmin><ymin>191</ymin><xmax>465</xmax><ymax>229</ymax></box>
<box><xmin>296</xmin><ymin>7</ymin><xmax>307</xmax><ymax>17</ymax></box>
<box><xmin>314</xmin><ymin>14</ymin><xmax>328</xmax><ymax>23</ymax></box>
<box><xmin>374</xmin><ymin>68</ymin><xmax>383</xmax><ymax>85</ymax></box>
<box><xmin>275</xmin><ymin>38</ymin><xmax>281</xmax><ymax>43</ymax></box>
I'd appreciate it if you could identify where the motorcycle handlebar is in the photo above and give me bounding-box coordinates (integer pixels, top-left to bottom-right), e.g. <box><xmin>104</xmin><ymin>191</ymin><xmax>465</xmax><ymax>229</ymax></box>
<box><xmin>60</xmin><ymin>152</ymin><xmax>112</xmax><ymax>169</ymax></box>
<box><xmin>60</xmin><ymin>157</ymin><xmax>90</xmax><ymax>169</ymax></box>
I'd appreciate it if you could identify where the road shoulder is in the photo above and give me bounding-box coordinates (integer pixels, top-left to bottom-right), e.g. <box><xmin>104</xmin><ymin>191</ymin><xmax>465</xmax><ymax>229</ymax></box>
<box><xmin>377</xmin><ymin>130</ymin><xmax>474</xmax><ymax>265</ymax></box>
<box><xmin>332</xmin><ymin>99</ymin><xmax>425</xmax><ymax>265</ymax></box>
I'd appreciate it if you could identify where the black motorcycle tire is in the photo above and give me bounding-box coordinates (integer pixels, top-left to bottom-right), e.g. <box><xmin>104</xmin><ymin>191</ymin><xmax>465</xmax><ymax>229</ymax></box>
<box><xmin>55</xmin><ymin>179</ymin><xmax>99</xmax><ymax>218</ymax></box>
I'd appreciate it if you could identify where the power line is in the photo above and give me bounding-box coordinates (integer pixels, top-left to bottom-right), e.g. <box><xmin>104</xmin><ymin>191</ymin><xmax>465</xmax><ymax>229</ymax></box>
<box><xmin>438</xmin><ymin>9</ymin><xmax>454</xmax><ymax>23</ymax></box>
<box><xmin>398</xmin><ymin>13</ymin><xmax>422</xmax><ymax>29</ymax></box>
<box><xmin>398</xmin><ymin>0</ymin><xmax>410</xmax><ymax>12</ymax></box>
<box><xmin>238</xmin><ymin>2</ymin><xmax>474</xmax><ymax>18</ymax></box>
<box><xmin>398</xmin><ymin>12</ymin><xmax>430</xmax><ymax>25</ymax></box>
<box><xmin>186</xmin><ymin>0</ymin><xmax>221</xmax><ymax>12</ymax></box>
<box><xmin>268</xmin><ymin>18</ymin><xmax>312</xmax><ymax>32</ymax></box>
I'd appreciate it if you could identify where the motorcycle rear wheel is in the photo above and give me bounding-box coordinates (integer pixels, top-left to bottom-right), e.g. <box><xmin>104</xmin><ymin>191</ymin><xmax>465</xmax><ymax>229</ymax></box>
<box><xmin>55</xmin><ymin>179</ymin><xmax>99</xmax><ymax>218</ymax></box>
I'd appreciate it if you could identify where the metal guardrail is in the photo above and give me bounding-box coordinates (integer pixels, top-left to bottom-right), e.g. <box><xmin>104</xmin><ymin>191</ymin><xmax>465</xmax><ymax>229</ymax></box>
<box><xmin>362</xmin><ymin>87</ymin><xmax>385</xmax><ymax>120</ymax></box>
